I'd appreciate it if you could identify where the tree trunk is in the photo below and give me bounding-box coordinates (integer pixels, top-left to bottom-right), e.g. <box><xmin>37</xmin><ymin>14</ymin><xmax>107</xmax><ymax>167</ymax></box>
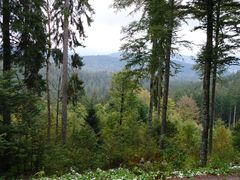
<box><xmin>61</xmin><ymin>0</ymin><xmax>69</xmax><ymax>145</ymax></box>
<box><xmin>156</xmin><ymin>40</ymin><xmax>164</xmax><ymax>122</ymax></box>
<box><xmin>157</xmin><ymin>68</ymin><xmax>163</xmax><ymax>121</ymax></box>
<box><xmin>2</xmin><ymin>0</ymin><xmax>11</xmax><ymax>125</ymax></box>
<box><xmin>160</xmin><ymin>0</ymin><xmax>174</xmax><ymax>149</ymax></box>
<box><xmin>228</xmin><ymin>108</ymin><xmax>232</xmax><ymax>128</ymax></box>
<box><xmin>56</xmin><ymin>75</ymin><xmax>61</xmax><ymax>141</ymax></box>
<box><xmin>200</xmin><ymin>0</ymin><xmax>213</xmax><ymax>167</ymax></box>
<box><xmin>209</xmin><ymin>63</ymin><xmax>216</xmax><ymax>155</ymax></box>
<box><xmin>46</xmin><ymin>58</ymin><xmax>51</xmax><ymax>142</ymax></box>
<box><xmin>46</xmin><ymin>0</ymin><xmax>52</xmax><ymax>143</ymax></box>
<box><xmin>1</xmin><ymin>0</ymin><xmax>12</xmax><ymax>173</ymax></box>
<box><xmin>209</xmin><ymin>0</ymin><xmax>221</xmax><ymax>155</ymax></box>
<box><xmin>148</xmin><ymin>73</ymin><xmax>154</xmax><ymax>131</ymax></box>
<box><xmin>148</xmin><ymin>35</ymin><xmax>159</xmax><ymax>132</ymax></box>
<box><xmin>233</xmin><ymin>105</ymin><xmax>236</xmax><ymax>127</ymax></box>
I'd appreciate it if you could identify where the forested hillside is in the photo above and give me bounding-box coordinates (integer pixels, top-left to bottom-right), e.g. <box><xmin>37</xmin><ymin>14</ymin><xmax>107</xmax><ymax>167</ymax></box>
<box><xmin>171</xmin><ymin>71</ymin><xmax>240</xmax><ymax>125</ymax></box>
<box><xmin>82</xmin><ymin>53</ymin><xmax>200</xmax><ymax>80</ymax></box>
<box><xmin>0</xmin><ymin>0</ymin><xmax>240</xmax><ymax>179</ymax></box>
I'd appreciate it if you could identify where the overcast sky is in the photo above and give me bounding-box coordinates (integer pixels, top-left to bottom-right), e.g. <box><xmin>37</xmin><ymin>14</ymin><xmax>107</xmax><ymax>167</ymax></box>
<box><xmin>76</xmin><ymin>0</ymin><xmax>205</xmax><ymax>57</ymax></box>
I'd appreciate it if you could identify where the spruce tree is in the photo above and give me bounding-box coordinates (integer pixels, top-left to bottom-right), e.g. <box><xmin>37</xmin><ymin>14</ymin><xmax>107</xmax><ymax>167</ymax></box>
<box><xmin>45</xmin><ymin>0</ymin><xmax>53</xmax><ymax>142</ymax></box>
<box><xmin>114</xmin><ymin>0</ymin><xmax>188</xmax><ymax>142</ymax></box>
<box><xmin>190</xmin><ymin>0</ymin><xmax>240</xmax><ymax>159</ymax></box>
<box><xmin>52</xmin><ymin>0</ymin><xmax>94</xmax><ymax>144</ymax></box>
<box><xmin>12</xmin><ymin>0</ymin><xmax>47</xmax><ymax>94</ymax></box>
<box><xmin>2</xmin><ymin>0</ymin><xmax>11</xmax><ymax>125</ymax></box>
<box><xmin>201</xmin><ymin>0</ymin><xmax>213</xmax><ymax>166</ymax></box>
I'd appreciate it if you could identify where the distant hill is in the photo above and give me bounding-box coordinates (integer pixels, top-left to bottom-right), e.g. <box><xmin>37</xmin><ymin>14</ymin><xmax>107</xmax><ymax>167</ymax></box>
<box><xmin>82</xmin><ymin>55</ymin><xmax>124</xmax><ymax>72</ymax></box>
<box><xmin>82</xmin><ymin>53</ymin><xmax>200</xmax><ymax>81</ymax></box>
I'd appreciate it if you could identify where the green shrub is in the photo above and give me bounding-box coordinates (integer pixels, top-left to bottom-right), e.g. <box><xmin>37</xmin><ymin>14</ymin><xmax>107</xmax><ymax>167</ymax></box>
<box><xmin>42</xmin><ymin>145</ymin><xmax>72</xmax><ymax>175</ymax></box>
<box><xmin>69</xmin><ymin>125</ymin><xmax>106</xmax><ymax>171</ymax></box>
<box><xmin>43</xmin><ymin>125</ymin><xmax>105</xmax><ymax>175</ymax></box>
<box><xmin>233</xmin><ymin>123</ymin><xmax>240</xmax><ymax>152</ymax></box>
<box><xmin>162</xmin><ymin>118</ymin><xmax>201</xmax><ymax>170</ymax></box>
<box><xmin>210</xmin><ymin>121</ymin><xmax>235</xmax><ymax>167</ymax></box>
<box><xmin>101</xmin><ymin>119</ymin><xmax>158</xmax><ymax>168</ymax></box>
<box><xmin>178</xmin><ymin>121</ymin><xmax>200</xmax><ymax>163</ymax></box>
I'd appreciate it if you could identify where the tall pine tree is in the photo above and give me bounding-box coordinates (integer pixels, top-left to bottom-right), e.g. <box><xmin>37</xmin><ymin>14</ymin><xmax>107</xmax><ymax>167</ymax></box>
<box><xmin>52</xmin><ymin>0</ymin><xmax>94</xmax><ymax>144</ymax></box>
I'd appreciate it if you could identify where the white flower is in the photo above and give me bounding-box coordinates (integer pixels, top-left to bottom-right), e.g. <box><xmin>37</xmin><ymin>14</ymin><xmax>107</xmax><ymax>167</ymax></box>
<box><xmin>178</xmin><ymin>172</ymin><xmax>184</xmax><ymax>178</ymax></box>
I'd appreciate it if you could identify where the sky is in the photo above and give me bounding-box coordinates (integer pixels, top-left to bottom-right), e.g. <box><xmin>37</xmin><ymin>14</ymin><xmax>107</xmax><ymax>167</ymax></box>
<box><xmin>76</xmin><ymin>0</ymin><xmax>206</xmax><ymax>57</ymax></box>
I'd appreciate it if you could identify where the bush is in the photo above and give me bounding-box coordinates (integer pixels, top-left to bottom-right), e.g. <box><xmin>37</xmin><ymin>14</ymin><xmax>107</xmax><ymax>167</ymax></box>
<box><xmin>232</xmin><ymin>123</ymin><xmax>240</xmax><ymax>152</ymax></box>
<box><xmin>42</xmin><ymin>145</ymin><xmax>72</xmax><ymax>175</ymax></box>
<box><xmin>43</xmin><ymin>125</ymin><xmax>105</xmax><ymax>175</ymax></box>
<box><xmin>101</xmin><ymin>120</ymin><xmax>158</xmax><ymax>168</ymax></box>
<box><xmin>69</xmin><ymin>125</ymin><xmax>106</xmax><ymax>171</ymax></box>
<box><xmin>156</xmin><ymin>120</ymin><xmax>185</xmax><ymax>170</ymax></box>
<box><xmin>177</xmin><ymin>121</ymin><xmax>201</xmax><ymax>168</ymax></box>
<box><xmin>210</xmin><ymin>121</ymin><xmax>235</xmax><ymax>167</ymax></box>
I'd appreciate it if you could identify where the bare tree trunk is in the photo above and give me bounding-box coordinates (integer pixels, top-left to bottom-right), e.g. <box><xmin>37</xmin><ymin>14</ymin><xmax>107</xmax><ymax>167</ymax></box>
<box><xmin>233</xmin><ymin>105</ymin><xmax>236</xmax><ymax>127</ymax></box>
<box><xmin>157</xmin><ymin>69</ymin><xmax>163</xmax><ymax>121</ymax></box>
<box><xmin>228</xmin><ymin>109</ymin><xmax>232</xmax><ymax>128</ymax></box>
<box><xmin>61</xmin><ymin>0</ymin><xmax>69</xmax><ymax>145</ymax></box>
<box><xmin>200</xmin><ymin>0</ymin><xmax>213</xmax><ymax>167</ymax></box>
<box><xmin>209</xmin><ymin>63</ymin><xmax>216</xmax><ymax>155</ymax></box>
<box><xmin>148</xmin><ymin>73</ymin><xmax>154</xmax><ymax>131</ymax></box>
<box><xmin>209</xmin><ymin>0</ymin><xmax>221</xmax><ymax>155</ymax></box>
<box><xmin>46</xmin><ymin>59</ymin><xmax>52</xmax><ymax>142</ymax></box>
<box><xmin>56</xmin><ymin>75</ymin><xmax>61</xmax><ymax>141</ymax></box>
<box><xmin>160</xmin><ymin>0</ymin><xmax>174</xmax><ymax>149</ymax></box>
<box><xmin>46</xmin><ymin>0</ymin><xmax>52</xmax><ymax>143</ymax></box>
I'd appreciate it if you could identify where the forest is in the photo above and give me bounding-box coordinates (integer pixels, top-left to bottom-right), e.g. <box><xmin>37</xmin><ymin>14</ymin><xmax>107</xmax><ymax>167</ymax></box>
<box><xmin>0</xmin><ymin>0</ymin><xmax>240</xmax><ymax>179</ymax></box>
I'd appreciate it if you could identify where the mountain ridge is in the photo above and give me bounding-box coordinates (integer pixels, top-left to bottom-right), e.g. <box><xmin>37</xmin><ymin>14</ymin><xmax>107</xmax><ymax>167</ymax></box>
<box><xmin>81</xmin><ymin>53</ymin><xmax>199</xmax><ymax>81</ymax></box>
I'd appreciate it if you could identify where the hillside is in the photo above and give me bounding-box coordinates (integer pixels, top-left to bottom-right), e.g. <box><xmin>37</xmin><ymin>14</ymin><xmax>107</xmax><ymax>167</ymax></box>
<box><xmin>82</xmin><ymin>53</ymin><xmax>200</xmax><ymax>81</ymax></box>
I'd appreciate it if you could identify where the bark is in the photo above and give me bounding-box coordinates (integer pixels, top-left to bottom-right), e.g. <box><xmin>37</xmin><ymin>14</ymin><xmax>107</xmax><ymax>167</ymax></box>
<box><xmin>209</xmin><ymin>0</ymin><xmax>221</xmax><ymax>155</ymax></box>
<box><xmin>2</xmin><ymin>0</ymin><xmax>11</xmax><ymax>125</ymax></box>
<box><xmin>209</xmin><ymin>63</ymin><xmax>216</xmax><ymax>154</ymax></box>
<box><xmin>61</xmin><ymin>0</ymin><xmax>69</xmax><ymax>145</ymax></box>
<box><xmin>160</xmin><ymin>0</ymin><xmax>174</xmax><ymax>149</ymax></box>
<box><xmin>228</xmin><ymin>109</ymin><xmax>232</xmax><ymax>128</ymax></box>
<box><xmin>148</xmin><ymin>37</ymin><xmax>158</xmax><ymax>132</ymax></box>
<box><xmin>46</xmin><ymin>0</ymin><xmax>52</xmax><ymax>143</ymax></box>
<box><xmin>233</xmin><ymin>105</ymin><xmax>236</xmax><ymax>127</ymax></box>
<box><xmin>200</xmin><ymin>0</ymin><xmax>213</xmax><ymax>166</ymax></box>
<box><xmin>148</xmin><ymin>73</ymin><xmax>154</xmax><ymax>131</ymax></box>
<box><xmin>1</xmin><ymin>1</ymin><xmax>11</xmax><ymax>173</ymax></box>
<box><xmin>56</xmin><ymin>75</ymin><xmax>61</xmax><ymax>141</ymax></box>
<box><xmin>46</xmin><ymin>57</ymin><xmax>51</xmax><ymax>142</ymax></box>
<box><xmin>157</xmin><ymin>40</ymin><xmax>164</xmax><ymax>123</ymax></box>
<box><xmin>157</xmin><ymin>68</ymin><xmax>163</xmax><ymax>121</ymax></box>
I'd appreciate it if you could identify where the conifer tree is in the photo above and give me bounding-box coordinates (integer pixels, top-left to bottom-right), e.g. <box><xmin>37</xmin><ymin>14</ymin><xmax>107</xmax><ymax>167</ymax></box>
<box><xmin>52</xmin><ymin>0</ymin><xmax>94</xmax><ymax>144</ymax></box>
<box><xmin>1</xmin><ymin>0</ymin><xmax>11</xmax><ymax>125</ymax></box>
<box><xmin>200</xmin><ymin>0</ymin><xmax>213</xmax><ymax>166</ymax></box>
<box><xmin>160</xmin><ymin>0</ymin><xmax>175</xmax><ymax>148</ymax></box>
<box><xmin>61</xmin><ymin>0</ymin><xmax>69</xmax><ymax>145</ymax></box>
<box><xmin>45</xmin><ymin>0</ymin><xmax>53</xmax><ymax>143</ymax></box>
<box><xmin>114</xmin><ymin>0</ymin><xmax>188</xmax><ymax>142</ymax></box>
<box><xmin>12</xmin><ymin>0</ymin><xmax>47</xmax><ymax>94</ymax></box>
<box><xmin>190</xmin><ymin>0</ymin><xmax>240</xmax><ymax>159</ymax></box>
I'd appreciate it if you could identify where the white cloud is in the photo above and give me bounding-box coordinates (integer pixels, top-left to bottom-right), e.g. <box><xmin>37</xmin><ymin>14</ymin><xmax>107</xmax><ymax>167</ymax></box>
<box><xmin>178</xmin><ymin>20</ymin><xmax>206</xmax><ymax>56</ymax></box>
<box><xmin>77</xmin><ymin>0</ymin><xmax>205</xmax><ymax>56</ymax></box>
<box><xmin>76</xmin><ymin>0</ymin><xmax>140</xmax><ymax>55</ymax></box>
